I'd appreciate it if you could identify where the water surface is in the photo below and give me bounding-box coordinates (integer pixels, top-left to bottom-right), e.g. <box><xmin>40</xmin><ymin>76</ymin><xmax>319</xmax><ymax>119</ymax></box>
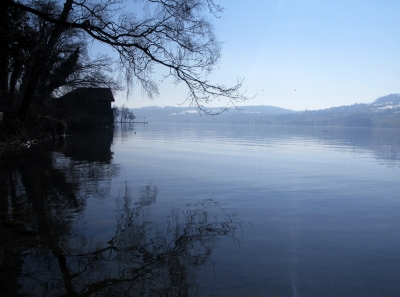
<box><xmin>1</xmin><ymin>123</ymin><xmax>400</xmax><ymax>296</ymax></box>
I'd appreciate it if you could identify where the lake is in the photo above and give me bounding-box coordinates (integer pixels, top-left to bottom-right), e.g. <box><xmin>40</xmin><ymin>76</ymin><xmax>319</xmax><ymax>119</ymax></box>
<box><xmin>1</xmin><ymin>123</ymin><xmax>400</xmax><ymax>296</ymax></box>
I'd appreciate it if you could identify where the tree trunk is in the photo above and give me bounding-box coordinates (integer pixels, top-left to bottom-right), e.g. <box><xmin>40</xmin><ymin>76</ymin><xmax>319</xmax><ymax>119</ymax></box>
<box><xmin>0</xmin><ymin>0</ymin><xmax>10</xmax><ymax>29</ymax></box>
<box><xmin>0</xmin><ymin>0</ymin><xmax>11</xmax><ymax>105</ymax></box>
<box><xmin>18</xmin><ymin>0</ymin><xmax>74</xmax><ymax>120</ymax></box>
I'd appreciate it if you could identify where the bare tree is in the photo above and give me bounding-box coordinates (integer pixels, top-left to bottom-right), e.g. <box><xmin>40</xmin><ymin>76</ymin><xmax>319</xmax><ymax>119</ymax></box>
<box><xmin>119</xmin><ymin>104</ymin><xmax>129</xmax><ymax>123</ymax></box>
<box><xmin>3</xmin><ymin>0</ymin><xmax>249</xmax><ymax>118</ymax></box>
<box><xmin>0</xmin><ymin>1</ymin><xmax>119</xmax><ymax>121</ymax></box>
<box><xmin>127</xmin><ymin>110</ymin><xmax>136</xmax><ymax>123</ymax></box>
<box><xmin>112</xmin><ymin>105</ymin><xmax>120</xmax><ymax>122</ymax></box>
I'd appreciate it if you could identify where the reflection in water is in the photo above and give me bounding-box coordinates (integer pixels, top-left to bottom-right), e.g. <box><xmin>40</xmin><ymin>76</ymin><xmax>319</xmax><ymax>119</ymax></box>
<box><xmin>147</xmin><ymin>123</ymin><xmax>400</xmax><ymax>166</ymax></box>
<box><xmin>114</xmin><ymin>123</ymin><xmax>139</xmax><ymax>141</ymax></box>
<box><xmin>58</xmin><ymin>128</ymin><xmax>115</xmax><ymax>163</ymax></box>
<box><xmin>0</xmin><ymin>128</ymin><xmax>243</xmax><ymax>296</ymax></box>
<box><xmin>19</xmin><ymin>196</ymin><xmax>241</xmax><ymax>296</ymax></box>
<box><xmin>5</xmin><ymin>123</ymin><xmax>398</xmax><ymax>296</ymax></box>
<box><xmin>0</xmin><ymin>128</ymin><xmax>119</xmax><ymax>295</ymax></box>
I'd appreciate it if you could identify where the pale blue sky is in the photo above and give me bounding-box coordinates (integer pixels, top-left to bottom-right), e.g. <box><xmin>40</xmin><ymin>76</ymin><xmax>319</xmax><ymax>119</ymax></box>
<box><xmin>111</xmin><ymin>0</ymin><xmax>400</xmax><ymax>111</ymax></box>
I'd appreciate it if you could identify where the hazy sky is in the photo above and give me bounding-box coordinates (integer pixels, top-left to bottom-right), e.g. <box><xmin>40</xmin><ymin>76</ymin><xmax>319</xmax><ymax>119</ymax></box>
<box><xmin>111</xmin><ymin>0</ymin><xmax>400</xmax><ymax>111</ymax></box>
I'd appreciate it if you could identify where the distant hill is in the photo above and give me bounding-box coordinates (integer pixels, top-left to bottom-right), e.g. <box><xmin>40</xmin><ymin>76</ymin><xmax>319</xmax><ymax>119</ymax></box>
<box><xmin>231</xmin><ymin>105</ymin><xmax>294</xmax><ymax>115</ymax></box>
<box><xmin>130</xmin><ymin>105</ymin><xmax>294</xmax><ymax>123</ymax></box>
<box><xmin>126</xmin><ymin>94</ymin><xmax>400</xmax><ymax>127</ymax></box>
<box><xmin>272</xmin><ymin>94</ymin><xmax>400</xmax><ymax>128</ymax></box>
<box><xmin>374</xmin><ymin>94</ymin><xmax>400</xmax><ymax>104</ymax></box>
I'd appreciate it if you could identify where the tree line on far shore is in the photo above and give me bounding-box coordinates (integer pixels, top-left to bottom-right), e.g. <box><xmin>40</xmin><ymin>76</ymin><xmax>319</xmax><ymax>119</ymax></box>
<box><xmin>112</xmin><ymin>105</ymin><xmax>136</xmax><ymax>123</ymax></box>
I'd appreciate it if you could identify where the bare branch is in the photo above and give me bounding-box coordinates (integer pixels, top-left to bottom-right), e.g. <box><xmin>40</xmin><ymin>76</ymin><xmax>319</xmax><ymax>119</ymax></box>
<box><xmin>6</xmin><ymin>0</ymin><xmax>250</xmax><ymax>115</ymax></box>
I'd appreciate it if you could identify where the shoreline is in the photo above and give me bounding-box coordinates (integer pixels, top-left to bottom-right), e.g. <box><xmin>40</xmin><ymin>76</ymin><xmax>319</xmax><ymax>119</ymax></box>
<box><xmin>0</xmin><ymin>135</ymin><xmax>53</xmax><ymax>157</ymax></box>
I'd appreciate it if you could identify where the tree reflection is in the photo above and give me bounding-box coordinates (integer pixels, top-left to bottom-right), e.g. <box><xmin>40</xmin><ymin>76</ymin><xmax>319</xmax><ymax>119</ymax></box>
<box><xmin>19</xmin><ymin>184</ymin><xmax>242</xmax><ymax>296</ymax></box>
<box><xmin>0</xmin><ymin>129</ymin><xmax>119</xmax><ymax>295</ymax></box>
<box><xmin>0</xmin><ymin>129</ymin><xmax>243</xmax><ymax>296</ymax></box>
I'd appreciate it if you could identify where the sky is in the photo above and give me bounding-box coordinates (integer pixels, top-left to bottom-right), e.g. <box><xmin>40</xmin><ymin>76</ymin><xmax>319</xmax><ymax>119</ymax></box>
<box><xmin>110</xmin><ymin>0</ymin><xmax>400</xmax><ymax>111</ymax></box>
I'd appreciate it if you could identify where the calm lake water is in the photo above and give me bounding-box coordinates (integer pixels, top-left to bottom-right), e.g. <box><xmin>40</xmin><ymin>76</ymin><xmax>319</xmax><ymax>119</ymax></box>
<box><xmin>2</xmin><ymin>123</ymin><xmax>400</xmax><ymax>296</ymax></box>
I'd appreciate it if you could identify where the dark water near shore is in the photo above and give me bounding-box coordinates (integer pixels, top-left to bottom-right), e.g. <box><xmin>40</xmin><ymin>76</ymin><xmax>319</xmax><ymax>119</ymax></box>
<box><xmin>1</xmin><ymin>123</ymin><xmax>400</xmax><ymax>296</ymax></box>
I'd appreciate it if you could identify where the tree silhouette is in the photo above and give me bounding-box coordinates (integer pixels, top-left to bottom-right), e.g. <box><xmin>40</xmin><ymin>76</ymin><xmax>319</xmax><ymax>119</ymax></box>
<box><xmin>1</xmin><ymin>0</ymin><xmax>248</xmax><ymax>122</ymax></box>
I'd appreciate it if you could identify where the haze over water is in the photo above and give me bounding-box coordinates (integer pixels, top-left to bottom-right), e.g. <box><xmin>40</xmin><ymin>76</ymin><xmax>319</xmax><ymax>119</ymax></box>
<box><xmin>4</xmin><ymin>123</ymin><xmax>400</xmax><ymax>296</ymax></box>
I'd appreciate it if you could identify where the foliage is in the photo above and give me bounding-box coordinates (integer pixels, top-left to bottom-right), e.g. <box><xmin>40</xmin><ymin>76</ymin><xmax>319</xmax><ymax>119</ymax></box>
<box><xmin>0</xmin><ymin>1</ymin><xmax>118</xmax><ymax>119</ymax></box>
<box><xmin>1</xmin><ymin>0</ymin><xmax>248</xmax><ymax>124</ymax></box>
